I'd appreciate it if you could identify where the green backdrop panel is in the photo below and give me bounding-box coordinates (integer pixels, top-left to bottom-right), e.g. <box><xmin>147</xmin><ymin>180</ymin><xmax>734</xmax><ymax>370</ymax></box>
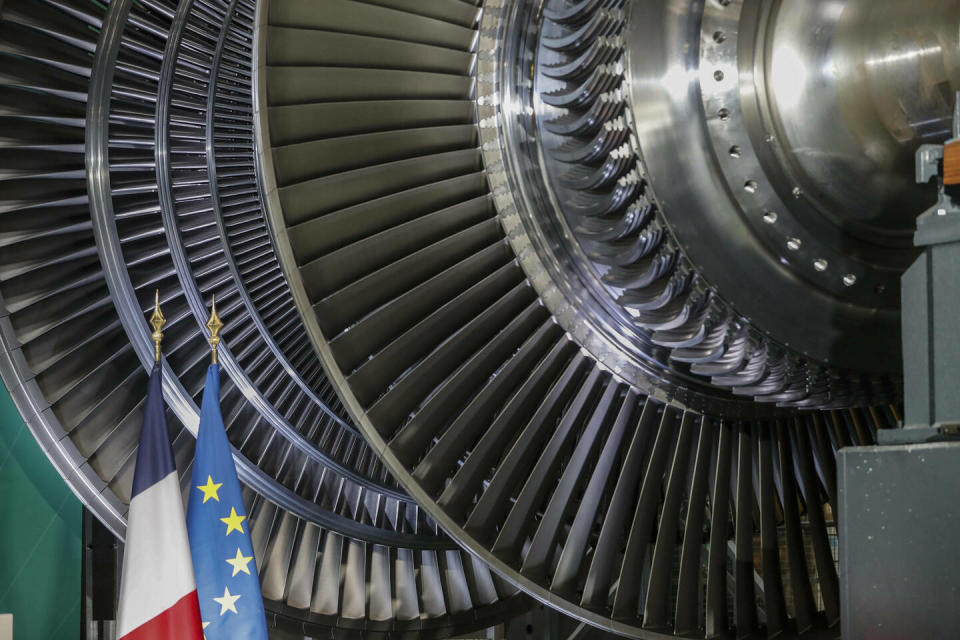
<box><xmin>0</xmin><ymin>380</ymin><xmax>81</xmax><ymax>640</ymax></box>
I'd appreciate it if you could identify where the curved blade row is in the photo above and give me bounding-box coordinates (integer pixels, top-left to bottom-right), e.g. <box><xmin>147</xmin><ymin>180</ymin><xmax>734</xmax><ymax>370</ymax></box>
<box><xmin>259</xmin><ymin>0</ymin><xmax>904</xmax><ymax>637</ymax></box>
<box><xmin>538</xmin><ymin>0</ymin><xmax>893</xmax><ymax>409</ymax></box>
<box><xmin>245</xmin><ymin>488</ymin><xmax>525</xmax><ymax>636</ymax></box>
<box><xmin>0</xmin><ymin>0</ymin><xmax>527</xmax><ymax>635</ymax></box>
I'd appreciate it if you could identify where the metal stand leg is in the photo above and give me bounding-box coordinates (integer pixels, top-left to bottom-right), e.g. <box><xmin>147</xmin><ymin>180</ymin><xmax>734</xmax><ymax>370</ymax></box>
<box><xmin>81</xmin><ymin>508</ymin><xmax>120</xmax><ymax>640</ymax></box>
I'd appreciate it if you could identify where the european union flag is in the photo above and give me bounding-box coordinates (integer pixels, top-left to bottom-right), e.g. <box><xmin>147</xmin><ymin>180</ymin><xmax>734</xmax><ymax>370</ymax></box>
<box><xmin>187</xmin><ymin>364</ymin><xmax>268</xmax><ymax>638</ymax></box>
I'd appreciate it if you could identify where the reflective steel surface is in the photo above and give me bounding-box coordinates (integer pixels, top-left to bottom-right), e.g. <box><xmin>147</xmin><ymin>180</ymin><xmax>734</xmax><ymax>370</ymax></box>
<box><xmin>772</xmin><ymin>0</ymin><xmax>959</xmax><ymax>234</ymax></box>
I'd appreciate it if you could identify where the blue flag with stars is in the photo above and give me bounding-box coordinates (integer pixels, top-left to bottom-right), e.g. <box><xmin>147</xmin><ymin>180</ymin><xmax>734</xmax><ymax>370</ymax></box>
<box><xmin>187</xmin><ymin>364</ymin><xmax>268</xmax><ymax>639</ymax></box>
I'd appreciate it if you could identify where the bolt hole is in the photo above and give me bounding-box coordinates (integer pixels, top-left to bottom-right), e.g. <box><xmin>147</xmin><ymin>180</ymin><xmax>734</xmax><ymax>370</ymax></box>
<box><xmin>763</xmin><ymin>211</ymin><xmax>777</xmax><ymax>224</ymax></box>
<box><xmin>814</xmin><ymin>258</ymin><xmax>828</xmax><ymax>272</ymax></box>
<box><xmin>843</xmin><ymin>274</ymin><xmax>857</xmax><ymax>287</ymax></box>
<box><xmin>729</xmin><ymin>145</ymin><xmax>741</xmax><ymax>158</ymax></box>
<box><xmin>875</xmin><ymin>284</ymin><xmax>886</xmax><ymax>294</ymax></box>
<box><xmin>714</xmin><ymin>69</ymin><xmax>725</xmax><ymax>82</ymax></box>
<box><xmin>787</xmin><ymin>237</ymin><xmax>802</xmax><ymax>251</ymax></box>
<box><xmin>718</xmin><ymin>107</ymin><xmax>730</xmax><ymax>121</ymax></box>
<box><xmin>744</xmin><ymin>180</ymin><xmax>758</xmax><ymax>194</ymax></box>
<box><xmin>716</xmin><ymin>0</ymin><xmax>731</xmax><ymax>6</ymax></box>
<box><xmin>713</xmin><ymin>30</ymin><xmax>727</xmax><ymax>43</ymax></box>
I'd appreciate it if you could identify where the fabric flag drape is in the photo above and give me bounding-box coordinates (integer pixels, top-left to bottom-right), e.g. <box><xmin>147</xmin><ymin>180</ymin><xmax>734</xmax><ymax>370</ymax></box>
<box><xmin>116</xmin><ymin>363</ymin><xmax>203</xmax><ymax>640</ymax></box>
<box><xmin>187</xmin><ymin>363</ymin><xmax>268</xmax><ymax>638</ymax></box>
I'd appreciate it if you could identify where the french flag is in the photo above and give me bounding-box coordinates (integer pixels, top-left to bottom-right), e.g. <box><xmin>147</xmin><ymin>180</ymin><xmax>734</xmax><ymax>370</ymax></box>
<box><xmin>116</xmin><ymin>364</ymin><xmax>203</xmax><ymax>639</ymax></box>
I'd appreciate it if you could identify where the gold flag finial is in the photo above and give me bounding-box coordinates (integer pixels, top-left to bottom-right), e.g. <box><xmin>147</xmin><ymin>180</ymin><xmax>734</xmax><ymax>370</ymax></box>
<box><xmin>150</xmin><ymin>289</ymin><xmax>165</xmax><ymax>363</ymax></box>
<box><xmin>206</xmin><ymin>293</ymin><xmax>224</xmax><ymax>364</ymax></box>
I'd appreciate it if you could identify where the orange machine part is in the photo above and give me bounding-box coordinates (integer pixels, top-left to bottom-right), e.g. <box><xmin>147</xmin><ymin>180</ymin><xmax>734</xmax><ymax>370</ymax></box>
<box><xmin>943</xmin><ymin>141</ymin><xmax>960</xmax><ymax>185</ymax></box>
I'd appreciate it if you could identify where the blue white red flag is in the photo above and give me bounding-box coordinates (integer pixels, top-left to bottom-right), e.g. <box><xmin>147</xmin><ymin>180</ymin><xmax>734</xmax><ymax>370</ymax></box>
<box><xmin>187</xmin><ymin>363</ymin><xmax>268</xmax><ymax>639</ymax></box>
<box><xmin>116</xmin><ymin>363</ymin><xmax>203</xmax><ymax>640</ymax></box>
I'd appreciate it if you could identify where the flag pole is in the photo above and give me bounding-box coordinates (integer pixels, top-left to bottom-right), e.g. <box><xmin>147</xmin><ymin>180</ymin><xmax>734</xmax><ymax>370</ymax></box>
<box><xmin>206</xmin><ymin>293</ymin><xmax>224</xmax><ymax>364</ymax></box>
<box><xmin>189</xmin><ymin>294</ymin><xmax>268</xmax><ymax>637</ymax></box>
<box><xmin>150</xmin><ymin>289</ymin><xmax>165</xmax><ymax>363</ymax></box>
<box><xmin>117</xmin><ymin>288</ymin><xmax>205</xmax><ymax>639</ymax></box>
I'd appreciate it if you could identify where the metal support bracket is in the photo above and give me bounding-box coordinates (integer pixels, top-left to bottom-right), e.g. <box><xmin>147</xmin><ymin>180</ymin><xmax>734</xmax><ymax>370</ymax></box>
<box><xmin>896</xmin><ymin>93</ymin><xmax>960</xmax><ymax>436</ymax></box>
<box><xmin>842</xmin><ymin>93</ymin><xmax>960</xmax><ymax>638</ymax></box>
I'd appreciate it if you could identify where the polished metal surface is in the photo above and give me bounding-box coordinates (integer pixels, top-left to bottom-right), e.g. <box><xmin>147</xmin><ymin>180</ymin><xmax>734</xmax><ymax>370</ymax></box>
<box><xmin>766</xmin><ymin>0</ymin><xmax>958</xmax><ymax>234</ymax></box>
<box><xmin>691</xmin><ymin>0</ymin><xmax>960</xmax><ymax>361</ymax></box>
<box><xmin>470</xmin><ymin>0</ymin><xmax>905</xmax><ymax>415</ymax></box>
<box><xmin>476</xmin><ymin>0</ymin><xmax>960</xmax><ymax>411</ymax></box>
<box><xmin>626</xmin><ymin>0</ymin><xmax>960</xmax><ymax>379</ymax></box>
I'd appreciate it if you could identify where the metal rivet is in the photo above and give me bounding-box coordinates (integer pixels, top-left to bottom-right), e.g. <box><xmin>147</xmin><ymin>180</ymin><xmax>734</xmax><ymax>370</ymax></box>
<box><xmin>718</xmin><ymin>107</ymin><xmax>730</xmax><ymax>121</ymax></box>
<box><xmin>729</xmin><ymin>145</ymin><xmax>741</xmax><ymax>158</ymax></box>
<box><xmin>787</xmin><ymin>238</ymin><xmax>802</xmax><ymax>251</ymax></box>
<box><xmin>843</xmin><ymin>274</ymin><xmax>857</xmax><ymax>287</ymax></box>
<box><xmin>713</xmin><ymin>30</ymin><xmax>727</xmax><ymax>43</ymax></box>
<box><xmin>763</xmin><ymin>211</ymin><xmax>777</xmax><ymax>224</ymax></box>
<box><xmin>744</xmin><ymin>180</ymin><xmax>758</xmax><ymax>193</ymax></box>
<box><xmin>814</xmin><ymin>258</ymin><xmax>828</xmax><ymax>272</ymax></box>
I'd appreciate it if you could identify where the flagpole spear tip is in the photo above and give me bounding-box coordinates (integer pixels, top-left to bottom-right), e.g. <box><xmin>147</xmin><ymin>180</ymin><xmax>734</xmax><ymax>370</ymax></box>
<box><xmin>206</xmin><ymin>292</ymin><xmax>224</xmax><ymax>365</ymax></box>
<box><xmin>149</xmin><ymin>289</ymin><xmax>165</xmax><ymax>363</ymax></box>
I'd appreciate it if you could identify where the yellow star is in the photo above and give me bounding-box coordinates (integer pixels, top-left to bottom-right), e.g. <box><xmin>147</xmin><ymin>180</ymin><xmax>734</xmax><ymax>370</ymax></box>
<box><xmin>225</xmin><ymin>547</ymin><xmax>254</xmax><ymax>577</ymax></box>
<box><xmin>220</xmin><ymin>507</ymin><xmax>246</xmax><ymax>536</ymax></box>
<box><xmin>213</xmin><ymin>586</ymin><xmax>241</xmax><ymax>615</ymax></box>
<box><xmin>196</xmin><ymin>476</ymin><xmax>222</xmax><ymax>503</ymax></box>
